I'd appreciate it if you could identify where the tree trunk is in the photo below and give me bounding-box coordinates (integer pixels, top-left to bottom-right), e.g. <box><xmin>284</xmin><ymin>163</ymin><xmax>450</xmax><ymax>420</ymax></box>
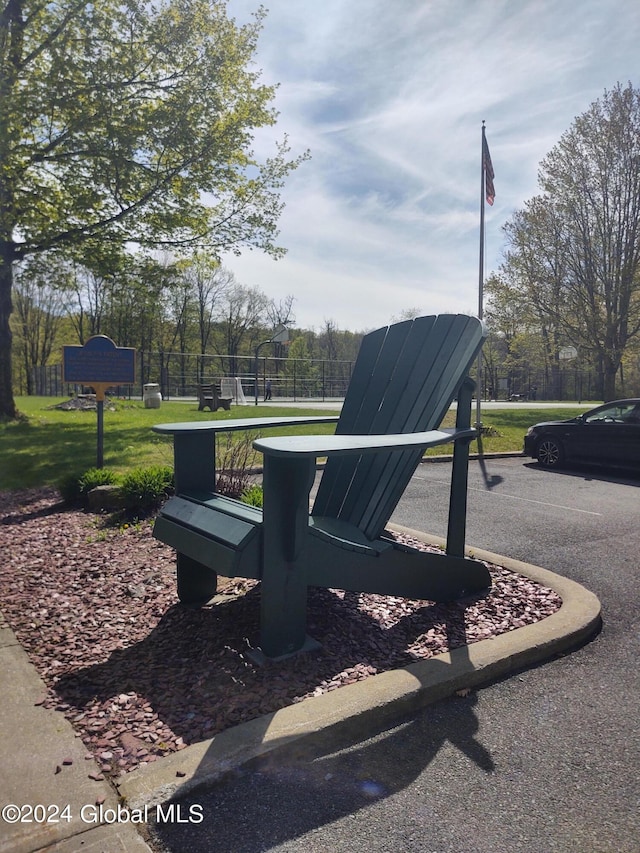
<box><xmin>603</xmin><ymin>364</ymin><xmax>618</xmax><ymax>402</ymax></box>
<box><xmin>0</xmin><ymin>244</ymin><xmax>18</xmax><ymax>419</ymax></box>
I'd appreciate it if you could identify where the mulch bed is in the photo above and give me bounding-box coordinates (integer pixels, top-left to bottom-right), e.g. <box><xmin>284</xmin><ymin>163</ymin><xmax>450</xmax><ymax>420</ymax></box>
<box><xmin>0</xmin><ymin>487</ymin><xmax>561</xmax><ymax>780</ymax></box>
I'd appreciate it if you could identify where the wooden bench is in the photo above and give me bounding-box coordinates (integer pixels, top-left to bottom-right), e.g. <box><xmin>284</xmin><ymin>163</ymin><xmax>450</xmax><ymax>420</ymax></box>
<box><xmin>197</xmin><ymin>383</ymin><xmax>232</xmax><ymax>412</ymax></box>
<box><xmin>153</xmin><ymin>314</ymin><xmax>490</xmax><ymax>659</ymax></box>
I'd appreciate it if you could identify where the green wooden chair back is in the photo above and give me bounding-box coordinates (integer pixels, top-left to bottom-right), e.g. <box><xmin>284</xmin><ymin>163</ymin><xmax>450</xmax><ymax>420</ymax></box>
<box><xmin>312</xmin><ymin>314</ymin><xmax>486</xmax><ymax>540</ymax></box>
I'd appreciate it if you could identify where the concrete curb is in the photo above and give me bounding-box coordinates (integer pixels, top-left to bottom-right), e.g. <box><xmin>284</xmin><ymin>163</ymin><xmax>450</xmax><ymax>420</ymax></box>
<box><xmin>117</xmin><ymin>528</ymin><xmax>601</xmax><ymax>810</ymax></box>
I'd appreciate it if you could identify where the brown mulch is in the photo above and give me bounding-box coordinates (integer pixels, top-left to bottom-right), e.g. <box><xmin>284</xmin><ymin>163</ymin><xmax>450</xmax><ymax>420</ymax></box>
<box><xmin>0</xmin><ymin>487</ymin><xmax>561</xmax><ymax>780</ymax></box>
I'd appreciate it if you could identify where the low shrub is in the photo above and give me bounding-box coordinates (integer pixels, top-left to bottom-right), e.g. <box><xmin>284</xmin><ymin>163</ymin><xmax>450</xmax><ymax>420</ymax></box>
<box><xmin>241</xmin><ymin>483</ymin><xmax>263</xmax><ymax>507</ymax></box>
<box><xmin>58</xmin><ymin>468</ymin><xmax>119</xmax><ymax>506</ymax></box>
<box><xmin>79</xmin><ymin>467</ymin><xmax>119</xmax><ymax>494</ymax></box>
<box><xmin>57</xmin><ymin>471</ymin><xmax>86</xmax><ymax>505</ymax></box>
<box><xmin>58</xmin><ymin>465</ymin><xmax>173</xmax><ymax>515</ymax></box>
<box><xmin>119</xmin><ymin>465</ymin><xmax>174</xmax><ymax>512</ymax></box>
<box><xmin>215</xmin><ymin>430</ymin><xmax>258</xmax><ymax>499</ymax></box>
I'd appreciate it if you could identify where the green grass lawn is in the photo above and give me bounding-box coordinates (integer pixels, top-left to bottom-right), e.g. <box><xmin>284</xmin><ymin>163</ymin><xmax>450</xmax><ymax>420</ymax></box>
<box><xmin>0</xmin><ymin>397</ymin><xmax>340</xmax><ymax>490</ymax></box>
<box><xmin>0</xmin><ymin>396</ymin><xmax>587</xmax><ymax>491</ymax></box>
<box><xmin>429</xmin><ymin>405</ymin><xmax>585</xmax><ymax>456</ymax></box>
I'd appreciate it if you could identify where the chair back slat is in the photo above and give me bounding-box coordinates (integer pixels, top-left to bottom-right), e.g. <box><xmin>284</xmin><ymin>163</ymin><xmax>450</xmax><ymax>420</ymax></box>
<box><xmin>313</xmin><ymin>319</ymin><xmax>420</xmax><ymax>517</ymax></box>
<box><xmin>312</xmin><ymin>314</ymin><xmax>486</xmax><ymax>539</ymax></box>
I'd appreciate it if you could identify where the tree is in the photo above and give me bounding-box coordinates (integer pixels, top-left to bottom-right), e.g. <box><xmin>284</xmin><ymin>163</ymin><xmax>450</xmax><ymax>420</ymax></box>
<box><xmin>318</xmin><ymin>319</ymin><xmax>340</xmax><ymax>361</ymax></box>
<box><xmin>220</xmin><ymin>284</ymin><xmax>269</xmax><ymax>376</ymax></box>
<box><xmin>156</xmin><ymin>258</ymin><xmax>195</xmax><ymax>396</ymax></box>
<box><xmin>536</xmin><ymin>83</ymin><xmax>640</xmax><ymax>399</ymax></box>
<box><xmin>266</xmin><ymin>295</ymin><xmax>296</xmax><ymax>330</ymax></box>
<box><xmin>493</xmin><ymin>84</ymin><xmax>640</xmax><ymax>400</ymax></box>
<box><xmin>491</xmin><ymin>199</ymin><xmax>573</xmax><ymax>399</ymax></box>
<box><xmin>0</xmin><ymin>1</ymin><xmax>307</xmax><ymax>417</ymax></box>
<box><xmin>62</xmin><ymin>264</ymin><xmax>109</xmax><ymax>344</ymax></box>
<box><xmin>391</xmin><ymin>307</ymin><xmax>423</xmax><ymax>323</ymax></box>
<box><xmin>12</xmin><ymin>256</ymin><xmax>66</xmax><ymax>394</ymax></box>
<box><xmin>266</xmin><ymin>294</ymin><xmax>296</xmax><ymax>365</ymax></box>
<box><xmin>284</xmin><ymin>334</ymin><xmax>319</xmax><ymax>394</ymax></box>
<box><xmin>184</xmin><ymin>255</ymin><xmax>234</xmax><ymax>363</ymax></box>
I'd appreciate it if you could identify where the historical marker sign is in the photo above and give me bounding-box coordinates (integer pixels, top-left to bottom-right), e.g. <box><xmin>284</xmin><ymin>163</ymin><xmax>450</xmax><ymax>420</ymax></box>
<box><xmin>62</xmin><ymin>336</ymin><xmax>136</xmax><ymax>468</ymax></box>
<box><xmin>62</xmin><ymin>335</ymin><xmax>136</xmax><ymax>389</ymax></box>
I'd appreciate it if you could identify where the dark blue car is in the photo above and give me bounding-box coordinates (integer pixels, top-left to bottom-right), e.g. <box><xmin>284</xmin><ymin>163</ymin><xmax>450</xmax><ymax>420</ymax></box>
<box><xmin>524</xmin><ymin>399</ymin><xmax>640</xmax><ymax>469</ymax></box>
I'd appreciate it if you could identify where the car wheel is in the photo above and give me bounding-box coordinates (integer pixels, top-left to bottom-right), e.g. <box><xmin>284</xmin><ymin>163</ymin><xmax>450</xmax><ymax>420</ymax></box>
<box><xmin>536</xmin><ymin>437</ymin><xmax>564</xmax><ymax>468</ymax></box>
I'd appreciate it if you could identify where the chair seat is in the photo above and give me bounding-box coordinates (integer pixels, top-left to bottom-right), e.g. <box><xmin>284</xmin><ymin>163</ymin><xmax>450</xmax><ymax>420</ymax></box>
<box><xmin>309</xmin><ymin>516</ymin><xmax>393</xmax><ymax>556</ymax></box>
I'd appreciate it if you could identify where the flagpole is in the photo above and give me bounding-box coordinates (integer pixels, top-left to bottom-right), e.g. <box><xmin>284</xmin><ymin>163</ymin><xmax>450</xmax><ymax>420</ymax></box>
<box><xmin>476</xmin><ymin>121</ymin><xmax>486</xmax><ymax>432</ymax></box>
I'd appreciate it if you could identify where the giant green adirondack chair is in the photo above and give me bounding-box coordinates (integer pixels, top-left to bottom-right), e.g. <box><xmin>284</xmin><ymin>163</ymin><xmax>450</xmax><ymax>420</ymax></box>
<box><xmin>152</xmin><ymin>313</ymin><xmax>490</xmax><ymax>659</ymax></box>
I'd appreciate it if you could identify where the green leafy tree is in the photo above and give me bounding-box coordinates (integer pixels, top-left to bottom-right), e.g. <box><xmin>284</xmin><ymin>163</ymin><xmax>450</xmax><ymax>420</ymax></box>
<box><xmin>488</xmin><ymin>205</ymin><xmax>572</xmax><ymax>400</ymax></box>
<box><xmin>0</xmin><ymin>0</ymin><xmax>307</xmax><ymax>418</ymax></box>
<box><xmin>220</xmin><ymin>283</ymin><xmax>269</xmax><ymax>376</ymax></box>
<box><xmin>284</xmin><ymin>334</ymin><xmax>319</xmax><ymax>395</ymax></box>
<box><xmin>503</xmin><ymin>83</ymin><xmax>640</xmax><ymax>400</ymax></box>
<box><xmin>12</xmin><ymin>255</ymin><xmax>67</xmax><ymax>393</ymax></box>
<box><xmin>155</xmin><ymin>253</ymin><xmax>209</xmax><ymax>395</ymax></box>
<box><xmin>285</xmin><ymin>335</ymin><xmax>317</xmax><ymax>378</ymax></box>
<box><xmin>185</xmin><ymin>254</ymin><xmax>234</xmax><ymax>363</ymax></box>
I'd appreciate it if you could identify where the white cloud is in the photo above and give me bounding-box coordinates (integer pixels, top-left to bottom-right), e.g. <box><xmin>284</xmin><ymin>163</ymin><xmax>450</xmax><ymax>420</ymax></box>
<box><xmin>223</xmin><ymin>0</ymin><xmax>640</xmax><ymax>330</ymax></box>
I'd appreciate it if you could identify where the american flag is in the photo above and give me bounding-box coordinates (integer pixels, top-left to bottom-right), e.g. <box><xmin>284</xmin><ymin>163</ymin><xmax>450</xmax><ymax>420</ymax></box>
<box><xmin>483</xmin><ymin>135</ymin><xmax>495</xmax><ymax>206</ymax></box>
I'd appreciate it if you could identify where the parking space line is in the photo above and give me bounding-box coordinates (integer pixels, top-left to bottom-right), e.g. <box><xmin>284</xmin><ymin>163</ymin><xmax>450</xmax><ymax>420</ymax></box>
<box><xmin>467</xmin><ymin>486</ymin><xmax>602</xmax><ymax>515</ymax></box>
<box><xmin>411</xmin><ymin>476</ymin><xmax>602</xmax><ymax>516</ymax></box>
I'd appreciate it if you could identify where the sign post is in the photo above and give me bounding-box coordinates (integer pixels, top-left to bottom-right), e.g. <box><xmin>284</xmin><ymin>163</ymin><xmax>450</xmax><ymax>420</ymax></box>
<box><xmin>62</xmin><ymin>336</ymin><xmax>136</xmax><ymax>468</ymax></box>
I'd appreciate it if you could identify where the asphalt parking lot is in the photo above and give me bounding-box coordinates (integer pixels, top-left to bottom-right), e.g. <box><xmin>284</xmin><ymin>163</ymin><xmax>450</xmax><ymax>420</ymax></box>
<box><xmin>148</xmin><ymin>457</ymin><xmax>640</xmax><ymax>853</ymax></box>
<box><xmin>397</xmin><ymin>455</ymin><xmax>640</xmax><ymax>609</ymax></box>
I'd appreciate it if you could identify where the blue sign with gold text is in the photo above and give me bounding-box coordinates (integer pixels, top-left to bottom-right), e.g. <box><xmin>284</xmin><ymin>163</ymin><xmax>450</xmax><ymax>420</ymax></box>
<box><xmin>62</xmin><ymin>336</ymin><xmax>136</xmax><ymax>385</ymax></box>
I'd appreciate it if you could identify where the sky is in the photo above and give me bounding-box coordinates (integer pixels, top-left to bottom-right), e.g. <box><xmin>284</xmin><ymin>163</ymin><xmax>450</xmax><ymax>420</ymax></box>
<box><xmin>222</xmin><ymin>0</ymin><xmax>640</xmax><ymax>333</ymax></box>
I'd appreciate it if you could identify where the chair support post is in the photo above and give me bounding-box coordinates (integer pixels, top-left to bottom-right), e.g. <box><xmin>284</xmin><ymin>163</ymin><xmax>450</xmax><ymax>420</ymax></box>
<box><xmin>446</xmin><ymin>377</ymin><xmax>475</xmax><ymax>558</ymax></box>
<box><xmin>260</xmin><ymin>454</ymin><xmax>316</xmax><ymax>657</ymax></box>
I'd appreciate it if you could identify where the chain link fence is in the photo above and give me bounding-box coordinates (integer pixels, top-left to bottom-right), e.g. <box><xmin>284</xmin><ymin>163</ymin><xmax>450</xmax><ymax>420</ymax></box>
<box><xmin>28</xmin><ymin>352</ymin><xmax>356</xmax><ymax>403</ymax></box>
<box><xmin>28</xmin><ymin>354</ymin><xmax>608</xmax><ymax>403</ymax></box>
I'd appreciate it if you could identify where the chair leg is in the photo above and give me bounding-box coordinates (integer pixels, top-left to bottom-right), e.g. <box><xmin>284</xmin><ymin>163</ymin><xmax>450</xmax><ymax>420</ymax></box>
<box><xmin>176</xmin><ymin>554</ymin><xmax>218</xmax><ymax>606</ymax></box>
<box><xmin>259</xmin><ymin>455</ymin><xmax>316</xmax><ymax>658</ymax></box>
<box><xmin>446</xmin><ymin>377</ymin><xmax>474</xmax><ymax>558</ymax></box>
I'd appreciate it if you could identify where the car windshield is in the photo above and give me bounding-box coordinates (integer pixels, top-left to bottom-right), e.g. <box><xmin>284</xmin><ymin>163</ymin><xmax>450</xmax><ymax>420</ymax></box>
<box><xmin>585</xmin><ymin>403</ymin><xmax>640</xmax><ymax>423</ymax></box>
